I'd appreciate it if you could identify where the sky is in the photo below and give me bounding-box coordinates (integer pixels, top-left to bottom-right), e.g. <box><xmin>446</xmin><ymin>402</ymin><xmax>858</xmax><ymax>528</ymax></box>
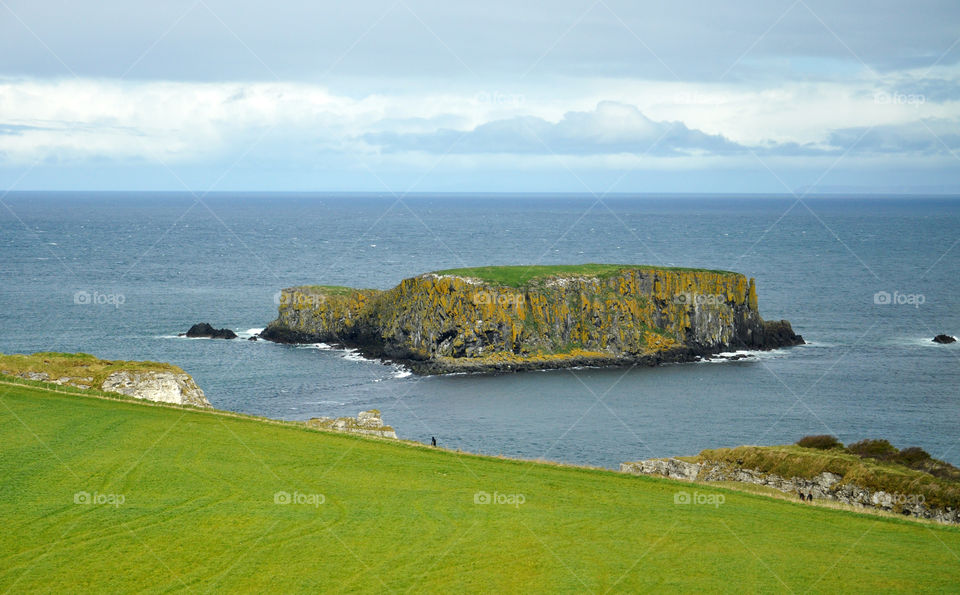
<box><xmin>1</xmin><ymin>0</ymin><xmax>959</xmax><ymax>193</ymax></box>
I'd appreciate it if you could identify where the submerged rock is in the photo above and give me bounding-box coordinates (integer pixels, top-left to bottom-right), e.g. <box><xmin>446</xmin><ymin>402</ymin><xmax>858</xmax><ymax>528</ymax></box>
<box><xmin>933</xmin><ymin>334</ymin><xmax>957</xmax><ymax>344</ymax></box>
<box><xmin>185</xmin><ymin>323</ymin><xmax>237</xmax><ymax>339</ymax></box>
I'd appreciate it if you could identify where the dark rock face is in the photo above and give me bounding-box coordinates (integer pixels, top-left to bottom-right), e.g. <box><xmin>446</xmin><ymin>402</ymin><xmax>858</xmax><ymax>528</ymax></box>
<box><xmin>933</xmin><ymin>334</ymin><xmax>957</xmax><ymax>344</ymax></box>
<box><xmin>185</xmin><ymin>323</ymin><xmax>237</xmax><ymax>339</ymax></box>
<box><xmin>753</xmin><ymin>320</ymin><xmax>804</xmax><ymax>349</ymax></box>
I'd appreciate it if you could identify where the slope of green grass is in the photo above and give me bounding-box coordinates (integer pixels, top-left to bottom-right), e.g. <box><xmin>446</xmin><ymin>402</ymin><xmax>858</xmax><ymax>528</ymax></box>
<box><xmin>432</xmin><ymin>264</ymin><xmax>735</xmax><ymax>287</ymax></box>
<box><xmin>2</xmin><ymin>383</ymin><xmax>959</xmax><ymax>592</ymax></box>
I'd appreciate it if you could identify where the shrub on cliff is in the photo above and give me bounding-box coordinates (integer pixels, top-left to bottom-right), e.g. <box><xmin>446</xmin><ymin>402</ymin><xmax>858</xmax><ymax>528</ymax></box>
<box><xmin>895</xmin><ymin>446</ymin><xmax>932</xmax><ymax>466</ymax></box>
<box><xmin>796</xmin><ymin>435</ymin><xmax>843</xmax><ymax>450</ymax></box>
<box><xmin>847</xmin><ymin>439</ymin><xmax>899</xmax><ymax>459</ymax></box>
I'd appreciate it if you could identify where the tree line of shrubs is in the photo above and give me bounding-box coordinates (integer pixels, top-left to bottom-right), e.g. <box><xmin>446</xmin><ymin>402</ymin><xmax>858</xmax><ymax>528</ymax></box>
<box><xmin>796</xmin><ymin>435</ymin><xmax>960</xmax><ymax>480</ymax></box>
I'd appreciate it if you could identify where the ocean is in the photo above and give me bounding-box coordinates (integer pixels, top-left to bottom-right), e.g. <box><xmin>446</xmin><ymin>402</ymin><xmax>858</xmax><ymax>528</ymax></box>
<box><xmin>2</xmin><ymin>192</ymin><xmax>957</xmax><ymax>468</ymax></box>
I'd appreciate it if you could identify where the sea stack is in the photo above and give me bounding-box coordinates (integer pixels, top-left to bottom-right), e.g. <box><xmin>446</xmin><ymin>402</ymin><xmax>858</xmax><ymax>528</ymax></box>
<box><xmin>261</xmin><ymin>265</ymin><xmax>804</xmax><ymax>374</ymax></box>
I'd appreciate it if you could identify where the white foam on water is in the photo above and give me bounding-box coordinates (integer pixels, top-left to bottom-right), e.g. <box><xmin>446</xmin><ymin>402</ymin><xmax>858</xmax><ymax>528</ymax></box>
<box><xmin>696</xmin><ymin>348</ymin><xmax>790</xmax><ymax>364</ymax></box>
<box><xmin>342</xmin><ymin>349</ymin><xmax>371</xmax><ymax>362</ymax></box>
<box><xmin>878</xmin><ymin>336</ymin><xmax>958</xmax><ymax>348</ymax></box>
<box><xmin>299</xmin><ymin>342</ymin><xmax>333</xmax><ymax>350</ymax></box>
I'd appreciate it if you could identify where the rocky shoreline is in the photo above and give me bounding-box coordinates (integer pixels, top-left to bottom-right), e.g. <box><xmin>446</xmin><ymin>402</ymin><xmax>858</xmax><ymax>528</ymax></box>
<box><xmin>621</xmin><ymin>457</ymin><xmax>960</xmax><ymax>525</ymax></box>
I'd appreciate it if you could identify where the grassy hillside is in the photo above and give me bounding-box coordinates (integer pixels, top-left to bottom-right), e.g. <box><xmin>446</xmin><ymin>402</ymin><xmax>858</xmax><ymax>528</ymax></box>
<box><xmin>2</xmin><ymin>382</ymin><xmax>959</xmax><ymax>592</ymax></box>
<box><xmin>432</xmin><ymin>263</ymin><xmax>735</xmax><ymax>287</ymax></box>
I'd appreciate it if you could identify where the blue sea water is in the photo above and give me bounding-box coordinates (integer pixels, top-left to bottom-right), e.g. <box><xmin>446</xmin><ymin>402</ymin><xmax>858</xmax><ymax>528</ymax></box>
<box><xmin>1</xmin><ymin>192</ymin><xmax>958</xmax><ymax>468</ymax></box>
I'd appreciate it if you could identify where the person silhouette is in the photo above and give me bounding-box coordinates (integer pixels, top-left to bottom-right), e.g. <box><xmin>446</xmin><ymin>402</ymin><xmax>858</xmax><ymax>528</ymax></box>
<box><xmin>431</xmin><ymin>436</ymin><xmax>437</xmax><ymax>447</ymax></box>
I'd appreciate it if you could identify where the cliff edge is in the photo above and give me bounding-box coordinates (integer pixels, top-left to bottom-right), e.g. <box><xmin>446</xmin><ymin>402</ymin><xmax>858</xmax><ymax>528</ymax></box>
<box><xmin>261</xmin><ymin>264</ymin><xmax>803</xmax><ymax>374</ymax></box>
<box><xmin>0</xmin><ymin>352</ymin><xmax>212</xmax><ymax>408</ymax></box>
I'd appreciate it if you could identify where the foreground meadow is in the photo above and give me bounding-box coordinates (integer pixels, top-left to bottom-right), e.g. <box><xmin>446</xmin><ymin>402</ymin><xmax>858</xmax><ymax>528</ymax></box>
<box><xmin>2</xmin><ymin>381</ymin><xmax>959</xmax><ymax>592</ymax></box>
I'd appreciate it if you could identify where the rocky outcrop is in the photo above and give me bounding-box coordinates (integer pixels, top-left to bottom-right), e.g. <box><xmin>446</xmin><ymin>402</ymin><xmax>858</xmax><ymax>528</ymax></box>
<box><xmin>183</xmin><ymin>323</ymin><xmax>237</xmax><ymax>339</ymax></box>
<box><xmin>262</xmin><ymin>266</ymin><xmax>803</xmax><ymax>374</ymax></box>
<box><xmin>306</xmin><ymin>410</ymin><xmax>397</xmax><ymax>439</ymax></box>
<box><xmin>620</xmin><ymin>458</ymin><xmax>702</xmax><ymax>480</ymax></box>
<box><xmin>1</xmin><ymin>370</ymin><xmax>95</xmax><ymax>389</ymax></box>
<box><xmin>621</xmin><ymin>457</ymin><xmax>960</xmax><ymax>524</ymax></box>
<box><xmin>101</xmin><ymin>371</ymin><xmax>211</xmax><ymax>408</ymax></box>
<box><xmin>0</xmin><ymin>352</ymin><xmax>212</xmax><ymax>408</ymax></box>
<box><xmin>933</xmin><ymin>334</ymin><xmax>957</xmax><ymax>344</ymax></box>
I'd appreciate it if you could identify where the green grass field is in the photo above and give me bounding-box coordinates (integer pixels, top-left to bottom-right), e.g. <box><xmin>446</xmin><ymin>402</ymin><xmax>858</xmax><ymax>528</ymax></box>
<box><xmin>2</xmin><ymin>382</ymin><xmax>959</xmax><ymax>592</ymax></box>
<box><xmin>432</xmin><ymin>264</ymin><xmax>735</xmax><ymax>287</ymax></box>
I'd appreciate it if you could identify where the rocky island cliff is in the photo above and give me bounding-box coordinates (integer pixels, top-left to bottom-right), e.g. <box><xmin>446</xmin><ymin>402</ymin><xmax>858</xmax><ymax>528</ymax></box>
<box><xmin>261</xmin><ymin>264</ymin><xmax>803</xmax><ymax>374</ymax></box>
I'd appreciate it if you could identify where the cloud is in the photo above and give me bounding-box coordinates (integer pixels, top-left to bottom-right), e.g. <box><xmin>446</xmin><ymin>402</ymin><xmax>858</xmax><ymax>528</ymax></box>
<box><xmin>363</xmin><ymin>101</ymin><xmax>748</xmax><ymax>156</ymax></box>
<box><xmin>2</xmin><ymin>1</ymin><xmax>958</xmax><ymax>82</ymax></box>
<box><xmin>828</xmin><ymin>119</ymin><xmax>960</xmax><ymax>154</ymax></box>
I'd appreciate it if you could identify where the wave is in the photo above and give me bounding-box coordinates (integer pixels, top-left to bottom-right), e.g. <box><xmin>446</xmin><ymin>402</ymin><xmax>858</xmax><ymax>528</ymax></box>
<box><xmin>298</xmin><ymin>342</ymin><xmax>333</xmax><ymax>350</ymax></box>
<box><xmin>342</xmin><ymin>349</ymin><xmax>372</xmax><ymax>362</ymax></box>
<box><xmin>695</xmin><ymin>348</ymin><xmax>791</xmax><ymax>364</ymax></box>
<box><xmin>391</xmin><ymin>367</ymin><xmax>413</xmax><ymax>379</ymax></box>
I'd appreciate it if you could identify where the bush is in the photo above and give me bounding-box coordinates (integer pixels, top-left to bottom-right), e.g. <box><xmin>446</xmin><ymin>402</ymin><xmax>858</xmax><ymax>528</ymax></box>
<box><xmin>895</xmin><ymin>446</ymin><xmax>932</xmax><ymax>467</ymax></box>
<box><xmin>847</xmin><ymin>439</ymin><xmax>898</xmax><ymax>459</ymax></box>
<box><xmin>796</xmin><ymin>435</ymin><xmax>843</xmax><ymax>450</ymax></box>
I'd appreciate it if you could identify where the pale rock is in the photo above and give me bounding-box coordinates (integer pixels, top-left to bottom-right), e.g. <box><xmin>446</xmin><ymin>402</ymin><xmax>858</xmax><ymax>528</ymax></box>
<box><xmin>101</xmin><ymin>371</ymin><xmax>211</xmax><ymax>408</ymax></box>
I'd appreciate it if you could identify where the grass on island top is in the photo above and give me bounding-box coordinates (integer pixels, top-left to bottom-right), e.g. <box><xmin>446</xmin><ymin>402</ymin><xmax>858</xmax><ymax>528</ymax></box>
<box><xmin>291</xmin><ymin>284</ymin><xmax>375</xmax><ymax>295</ymax></box>
<box><xmin>432</xmin><ymin>264</ymin><xmax>736</xmax><ymax>287</ymax></box>
<box><xmin>287</xmin><ymin>265</ymin><xmax>736</xmax><ymax>293</ymax></box>
<box><xmin>2</xmin><ymin>382</ymin><xmax>960</xmax><ymax>592</ymax></box>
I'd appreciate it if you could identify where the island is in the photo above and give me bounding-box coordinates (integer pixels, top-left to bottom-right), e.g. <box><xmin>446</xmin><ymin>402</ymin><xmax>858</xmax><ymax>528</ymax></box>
<box><xmin>261</xmin><ymin>264</ymin><xmax>804</xmax><ymax>374</ymax></box>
